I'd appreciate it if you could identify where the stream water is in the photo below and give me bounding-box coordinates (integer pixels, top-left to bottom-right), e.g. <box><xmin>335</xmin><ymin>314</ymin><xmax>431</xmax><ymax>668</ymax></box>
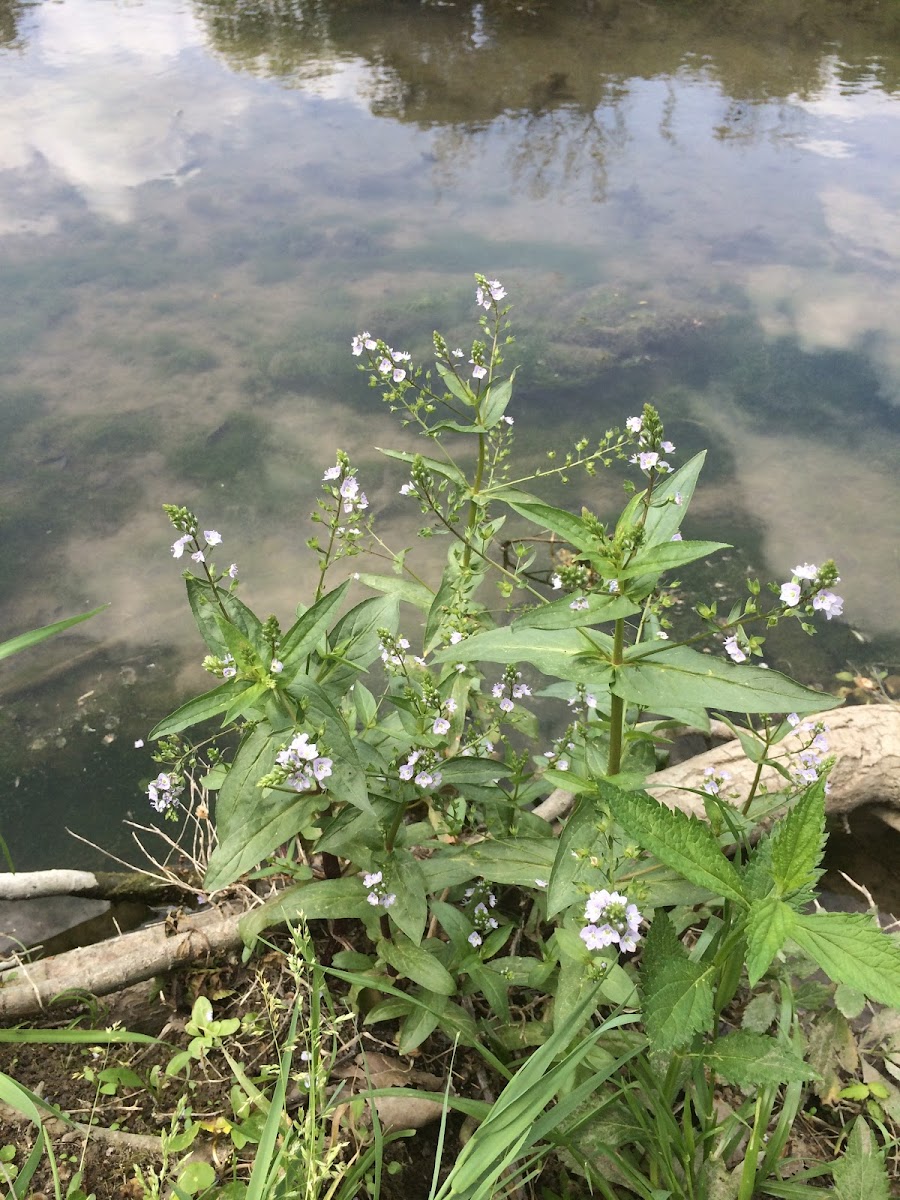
<box><xmin>1</xmin><ymin>0</ymin><xmax>898</xmax><ymax>871</ymax></box>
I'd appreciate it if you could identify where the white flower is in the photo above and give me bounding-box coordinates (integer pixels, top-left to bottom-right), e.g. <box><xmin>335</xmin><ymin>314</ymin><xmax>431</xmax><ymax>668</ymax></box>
<box><xmin>270</xmin><ymin>659</ymin><xmax>283</xmax><ymax>674</ymax></box>
<box><xmin>812</xmin><ymin>590</ymin><xmax>843</xmax><ymax>620</ymax></box>
<box><xmin>626</xmin><ymin>416</ymin><xmax>642</xmax><ymax>433</ymax></box>
<box><xmin>468</xmin><ymin>931</ymin><xmax>482</xmax><ymax>947</ymax></box>
<box><xmin>551</xmin><ymin>573</ymin><xmax>563</xmax><ymax>590</ymax></box>
<box><xmin>363</xmin><ymin>872</ymin><xmax>383</xmax><ymax>888</ymax></box>
<box><xmin>171</xmin><ymin>534</ymin><xmax>192</xmax><ymax>558</ymax></box>
<box><xmin>780</xmin><ymin>581</ymin><xmax>801</xmax><ymax>607</ymax></box>
<box><xmin>134</xmin><ymin>739</ymin><xmax>144</xmax><ymax>748</ymax></box>
<box><xmin>471</xmin><ymin>363</ymin><xmax>487</xmax><ymax>380</ymax></box>
<box><xmin>323</xmin><ymin>464</ymin><xmax>342</xmax><ymax>481</ymax></box>
<box><xmin>392</xmin><ymin>368</ymin><xmax>406</xmax><ymax>383</ymax></box>
<box><xmin>433</xmin><ymin>717</ymin><xmax>451</xmax><ymax>736</ymax></box>
<box><xmin>191</xmin><ymin>550</ymin><xmax>205</xmax><ymax>564</ymax></box>
<box><xmin>204</xmin><ymin>530</ymin><xmax>222</xmax><ymax>546</ymax></box>
<box><xmin>569</xmin><ymin>596</ymin><xmax>589</xmax><ymax>611</ymax></box>
<box><xmin>792</xmin><ymin>563</ymin><xmax>818</xmax><ymax>580</ymax></box>
<box><xmin>228</xmin><ymin>563</ymin><xmax>239</xmax><ymax>579</ymax></box>
<box><xmin>724</xmin><ymin>636</ymin><xmax>746</xmax><ymax>664</ymax></box>
<box><xmin>449</xmin><ymin>630</ymin><xmax>464</xmax><ymax>644</ymax></box>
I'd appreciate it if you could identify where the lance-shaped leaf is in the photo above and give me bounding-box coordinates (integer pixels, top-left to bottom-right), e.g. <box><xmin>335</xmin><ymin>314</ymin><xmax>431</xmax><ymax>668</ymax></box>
<box><xmin>432</xmin><ymin>625</ymin><xmax>612</xmax><ymax>682</ymax></box>
<box><xmin>378</xmin><ymin>937</ymin><xmax>456</xmax><ymax>996</ymax></box>
<box><xmin>149</xmin><ymin>678</ymin><xmax>255</xmax><ymax>740</ymax></box>
<box><xmin>186</xmin><ymin>576</ymin><xmax>263</xmax><ymax>657</ymax></box>
<box><xmin>480</xmin><ymin>373</ymin><xmax>516</xmax><ymax>429</ymax></box>
<box><xmin>239</xmin><ymin>878</ymin><xmax>372</xmax><ymax>949</ymax></box>
<box><xmin>614</xmin><ymin>644</ymin><xmax>841</xmax><ymax>716</ymax></box>
<box><xmin>601</xmin><ymin>784</ymin><xmax>746</xmax><ymax>904</ymax></box>
<box><xmin>547</xmin><ymin>796</ymin><xmax>601</xmax><ymax>919</ymax></box>
<box><xmin>286</xmin><ymin>676</ymin><xmax>370</xmax><ymax>812</ymax></box>
<box><xmin>278</xmin><ymin>579</ymin><xmax>349</xmax><ymax>670</ymax></box>
<box><xmin>204</xmin><ymin>725</ymin><xmax>282</xmax><ymax>890</ymax></box>
<box><xmin>771</xmin><ymin>780</ymin><xmax>826</xmax><ymax>898</ymax></box>
<box><xmin>378</xmin><ymin>447</ymin><xmax>466</xmax><ymax>488</ymax></box>
<box><xmin>317</xmin><ymin>594</ymin><xmax>399</xmax><ymax>693</ymax></box>
<box><xmin>790</xmin><ymin>912</ymin><xmax>900</xmax><ymax>1009</ymax></box>
<box><xmin>0</xmin><ymin>605</ymin><xmax>106</xmax><ymax>662</ymax></box>
<box><xmin>641</xmin><ymin>911</ymin><xmax>714</xmax><ymax>1052</ymax></box>
<box><xmin>618</xmin><ymin>539</ymin><xmax>730</xmax><ymax>582</ymax></box>
<box><xmin>514</xmin><ymin>593</ymin><xmax>639</xmax><ymax>630</ymax></box>
<box><xmin>435</xmin><ymin>360</ymin><xmax>476</xmax><ymax>406</ymax></box>
<box><xmin>353</xmin><ymin>572</ymin><xmax>433</xmax><ymax>612</ymax></box>
<box><xmin>706</xmin><ymin>1031</ymin><xmax>814</xmax><ymax>1087</ymax></box>
<box><xmin>746</xmin><ymin>896</ymin><xmax>796</xmax><ymax>986</ymax></box>
<box><xmin>502</xmin><ymin>498</ymin><xmax>593</xmax><ymax>548</ymax></box>
<box><xmin>642</xmin><ymin>452</ymin><xmax>706</xmax><ymax>547</ymax></box>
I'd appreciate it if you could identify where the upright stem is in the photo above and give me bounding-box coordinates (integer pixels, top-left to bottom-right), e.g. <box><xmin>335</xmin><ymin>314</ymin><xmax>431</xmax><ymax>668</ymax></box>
<box><xmin>606</xmin><ymin>617</ymin><xmax>626</xmax><ymax>776</ymax></box>
<box><xmin>462</xmin><ymin>431</ymin><xmax>486</xmax><ymax>571</ymax></box>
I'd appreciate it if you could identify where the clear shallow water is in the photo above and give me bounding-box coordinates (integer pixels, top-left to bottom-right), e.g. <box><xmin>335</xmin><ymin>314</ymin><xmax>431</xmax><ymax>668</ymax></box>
<box><xmin>0</xmin><ymin>0</ymin><xmax>898</xmax><ymax>869</ymax></box>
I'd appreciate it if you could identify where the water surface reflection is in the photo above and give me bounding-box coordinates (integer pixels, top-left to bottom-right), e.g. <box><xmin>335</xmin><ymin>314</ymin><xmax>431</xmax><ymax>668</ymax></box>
<box><xmin>0</xmin><ymin>0</ymin><xmax>898</xmax><ymax>868</ymax></box>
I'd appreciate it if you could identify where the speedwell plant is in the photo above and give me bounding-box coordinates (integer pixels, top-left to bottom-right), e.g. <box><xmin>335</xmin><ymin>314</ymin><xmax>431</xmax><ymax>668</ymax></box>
<box><xmin>146</xmin><ymin>276</ymin><xmax>900</xmax><ymax>1196</ymax></box>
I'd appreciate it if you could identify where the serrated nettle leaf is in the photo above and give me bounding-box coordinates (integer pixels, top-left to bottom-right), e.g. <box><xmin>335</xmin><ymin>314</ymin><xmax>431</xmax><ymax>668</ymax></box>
<box><xmin>513</xmin><ymin>594</ymin><xmax>640</xmax><ymax>631</ymax></box>
<box><xmin>790</xmin><ymin>912</ymin><xmax>900</xmax><ymax>1009</ymax></box>
<box><xmin>433</xmin><ymin>625</ymin><xmax>613</xmax><ymax>683</ymax></box>
<box><xmin>771</xmin><ymin>780</ymin><xmax>826</xmax><ymax>898</ymax></box>
<box><xmin>149</xmin><ymin>678</ymin><xmax>252</xmax><ymax>740</ymax></box>
<box><xmin>745</xmin><ymin>897</ymin><xmax>796</xmax><ymax>986</ymax></box>
<box><xmin>741</xmin><ymin>992</ymin><xmax>777</xmax><ymax>1033</ymax></box>
<box><xmin>614</xmin><ymin>644</ymin><xmax>841</xmax><ymax>716</ymax></box>
<box><xmin>832</xmin><ymin>1117</ymin><xmax>890</xmax><ymax>1200</ymax></box>
<box><xmin>601</xmin><ymin>783</ymin><xmax>746</xmax><ymax>904</ymax></box>
<box><xmin>378</xmin><ymin>447</ymin><xmax>466</xmax><ymax>488</ymax></box>
<box><xmin>278</xmin><ymin>580</ymin><xmax>349</xmax><ymax>667</ymax></box>
<box><xmin>706</xmin><ymin>1031</ymin><xmax>815</xmax><ymax>1087</ymax></box>
<box><xmin>352</xmin><ymin>572</ymin><xmax>434</xmax><ymax>612</ymax></box>
<box><xmin>834</xmin><ymin>984</ymin><xmax>867</xmax><ymax>1020</ymax></box>
<box><xmin>640</xmin><ymin>910</ymin><xmax>715</xmax><ymax>1052</ymax></box>
<box><xmin>619</xmin><ymin>540</ymin><xmax>731</xmax><ymax>582</ymax></box>
<box><xmin>502</xmin><ymin>499</ymin><xmax>594</xmax><ymax>548</ymax></box>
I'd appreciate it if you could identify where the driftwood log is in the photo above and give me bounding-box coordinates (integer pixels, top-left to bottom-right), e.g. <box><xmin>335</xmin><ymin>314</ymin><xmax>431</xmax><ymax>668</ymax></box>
<box><xmin>534</xmin><ymin>706</ymin><xmax>900</xmax><ymax>824</ymax></box>
<box><xmin>0</xmin><ymin>869</ymin><xmax>190</xmax><ymax>903</ymax></box>
<box><xmin>0</xmin><ymin>903</ymin><xmax>245</xmax><ymax>1021</ymax></box>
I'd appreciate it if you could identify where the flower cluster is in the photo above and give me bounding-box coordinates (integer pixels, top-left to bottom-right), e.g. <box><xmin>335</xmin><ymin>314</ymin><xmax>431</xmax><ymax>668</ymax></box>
<box><xmin>491</xmin><ymin>668</ymin><xmax>531</xmax><ymax>715</ymax></box>
<box><xmin>778</xmin><ymin>562</ymin><xmax>843</xmax><ymax>621</ymax></box>
<box><xmin>475</xmin><ymin>278</ymin><xmax>507</xmax><ymax>310</ymax></box>
<box><xmin>363</xmin><ymin>870</ymin><xmax>396</xmax><ymax>909</ymax></box>
<box><xmin>431</xmin><ymin>696</ymin><xmax>457</xmax><ymax>737</ymax></box>
<box><xmin>148</xmin><ymin>771</ymin><xmax>184</xmax><ymax>813</ymax></box>
<box><xmin>625</xmin><ymin>409</ymin><xmax>675</xmax><ymax>475</ymax></box>
<box><xmin>785</xmin><ymin>715</ymin><xmax>831</xmax><ymax>787</ymax></box>
<box><xmin>164</xmin><ymin>506</ymin><xmax>238</xmax><ymax>580</ymax></box>
<box><xmin>580</xmin><ymin>889</ymin><xmax>643</xmax><ymax>954</ymax></box>
<box><xmin>465</xmin><ymin>882</ymin><xmax>499</xmax><ymax>947</ymax></box>
<box><xmin>398</xmin><ymin>748</ymin><xmax>443</xmax><ymax>791</ymax></box>
<box><xmin>202</xmin><ymin>652</ymin><xmax>237</xmax><ymax>679</ymax></box>
<box><xmin>702</xmin><ymin>766</ymin><xmax>734</xmax><ymax>798</ymax></box>
<box><xmin>271</xmin><ymin>733</ymin><xmax>333</xmax><ymax>793</ymax></box>
<box><xmin>322</xmin><ymin>463</ymin><xmax>369</xmax><ymax>517</ymax></box>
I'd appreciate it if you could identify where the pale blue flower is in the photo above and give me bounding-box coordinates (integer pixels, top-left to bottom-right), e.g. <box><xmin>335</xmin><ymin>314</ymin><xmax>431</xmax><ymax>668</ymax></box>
<box><xmin>724</xmin><ymin>636</ymin><xmax>746</xmax><ymax>663</ymax></box>
<box><xmin>792</xmin><ymin>563</ymin><xmax>818</xmax><ymax>580</ymax></box>
<box><xmin>812</xmin><ymin>590</ymin><xmax>843</xmax><ymax>619</ymax></box>
<box><xmin>204</xmin><ymin>530</ymin><xmax>222</xmax><ymax>546</ymax></box>
<box><xmin>780</xmin><ymin>581</ymin><xmax>802</xmax><ymax>606</ymax></box>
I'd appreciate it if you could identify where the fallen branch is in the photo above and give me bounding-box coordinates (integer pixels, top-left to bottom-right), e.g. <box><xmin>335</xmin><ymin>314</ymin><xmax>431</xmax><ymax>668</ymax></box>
<box><xmin>0</xmin><ymin>903</ymin><xmax>246</xmax><ymax>1020</ymax></box>
<box><xmin>0</xmin><ymin>869</ymin><xmax>189</xmax><ymax>904</ymax></box>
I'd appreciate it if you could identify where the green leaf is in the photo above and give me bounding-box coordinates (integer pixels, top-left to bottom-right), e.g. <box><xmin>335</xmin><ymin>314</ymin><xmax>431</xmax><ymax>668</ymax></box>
<box><xmin>0</xmin><ymin>605</ymin><xmax>107</xmax><ymax>662</ymax></box>
<box><xmin>286</xmin><ymin>676</ymin><xmax>370</xmax><ymax>812</ymax></box>
<box><xmin>480</xmin><ymin>373</ymin><xmax>515</xmax><ymax>429</ymax></box>
<box><xmin>745</xmin><ymin>897</ymin><xmax>796</xmax><ymax>986</ymax></box>
<box><xmin>439</xmin><ymin>757</ymin><xmax>506</xmax><ymax>786</ymax></box>
<box><xmin>741</xmin><ymin>992</ymin><xmax>777</xmax><ymax>1033</ymax></box>
<box><xmin>618</xmin><ymin>540</ymin><xmax>730</xmax><ymax>582</ymax></box>
<box><xmin>513</xmin><ymin>593</ymin><xmax>639</xmax><ymax>631</ymax></box>
<box><xmin>378</xmin><ymin>447</ymin><xmax>466</xmax><ymax>488</ymax></box>
<box><xmin>502</xmin><ymin>499</ymin><xmax>593</xmax><ymax>548</ymax></box>
<box><xmin>239</xmin><ymin>878</ymin><xmax>371</xmax><ymax>949</ymax></box>
<box><xmin>318</xmin><ymin>595</ymin><xmax>399</xmax><ymax>693</ymax></box>
<box><xmin>834</xmin><ymin>984</ymin><xmax>867</xmax><ymax>1020</ymax></box>
<box><xmin>149</xmin><ymin>678</ymin><xmax>253</xmax><ymax>739</ymax></box>
<box><xmin>435</xmin><ymin>360</ymin><xmax>476</xmax><ymax>406</ymax></box>
<box><xmin>641</xmin><ymin>911</ymin><xmax>714</xmax><ymax>1052</ymax></box>
<box><xmin>642</xmin><ymin>452</ymin><xmax>706</xmax><ymax>547</ymax></box>
<box><xmin>832</xmin><ymin>1118</ymin><xmax>890</xmax><ymax>1200</ymax></box>
<box><xmin>279</xmin><ymin>580</ymin><xmax>349</xmax><ymax>670</ymax></box>
<box><xmin>614</xmin><ymin>644</ymin><xmax>841</xmax><ymax>716</ymax></box>
<box><xmin>790</xmin><ymin>912</ymin><xmax>900</xmax><ymax>1009</ymax></box>
<box><xmin>377</xmin><ymin>937</ymin><xmax>456</xmax><ymax>996</ymax></box>
<box><xmin>433</xmin><ymin>625</ymin><xmax>613</xmax><ymax>682</ymax></box>
<box><xmin>185</xmin><ymin>576</ymin><xmax>262</xmax><ymax>657</ymax></box>
<box><xmin>602</xmin><ymin>784</ymin><xmax>746</xmax><ymax>905</ymax></box>
<box><xmin>547</xmin><ymin>796</ymin><xmax>599</xmax><ymax>919</ymax></box>
<box><xmin>386</xmin><ymin>849</ymin><xmax>428</xmax><ymax>946</ymax></box>
<box><xmin>428</xmin><ymin>838</ymin><xmax>557</xmax><ymax>891</ymax></box>
<box><xmin>771</xmin><ymin>780</ymin><xmax>826</xmax><ymax>898</ymax></box>
<box><xmin>706</xmin><ymin>1031</ymin><xmax>814</xmax><ymax>1087</ymax></box>
<box><xmin>353</xmin><ymin>573</ymin><xmax>433</xmax><ymax>611</ymax></box>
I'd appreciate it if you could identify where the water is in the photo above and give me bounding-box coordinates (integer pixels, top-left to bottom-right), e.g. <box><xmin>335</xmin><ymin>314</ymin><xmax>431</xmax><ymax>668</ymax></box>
<box><xmin>1</xmin><ymin>0</ymin><xmax>898</xmax><ymax>870</ymax></box>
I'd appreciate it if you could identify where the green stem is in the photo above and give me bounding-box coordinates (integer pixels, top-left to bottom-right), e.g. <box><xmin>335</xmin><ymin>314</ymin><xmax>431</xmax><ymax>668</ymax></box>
<box><xmin>462</xmin><ymin>430</ymin><xmax>486</xmax><ymax>572</ymax></box>
<box><xmin>606</xmin><ymin>617</ymin><xmax>627</xmax><ymax>776</ymax></box>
